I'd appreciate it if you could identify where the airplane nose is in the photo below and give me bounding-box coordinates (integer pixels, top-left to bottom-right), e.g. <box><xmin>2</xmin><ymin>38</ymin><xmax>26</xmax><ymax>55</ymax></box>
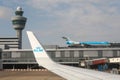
<box><xmin>66</xmin><ymin>41</ymin><xmax>72</xmax><ymax>44</ymax></box>
<box><xmin>66</xmin><ymin>41</ymin><xmax>70</xmax><ymax>44</ymax></box>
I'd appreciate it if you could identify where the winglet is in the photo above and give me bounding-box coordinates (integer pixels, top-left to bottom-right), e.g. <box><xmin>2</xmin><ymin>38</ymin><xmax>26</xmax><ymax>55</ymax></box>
<box><xmin>27</xmin><ymin>31</ymin><xmax>55</xmax><ymax>70</ymax></box>
<box><xmin>26</xmin><ymin>31</ymin><xmax>49</xmax><ymax>58</ymax></box>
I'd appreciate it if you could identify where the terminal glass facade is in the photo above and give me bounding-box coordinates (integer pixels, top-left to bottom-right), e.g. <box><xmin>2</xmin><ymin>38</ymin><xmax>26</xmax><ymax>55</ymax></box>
<box><xmin>1</xmin><ymin>48</ymin><xmax>120</xmax><ymax>69</ymax></box>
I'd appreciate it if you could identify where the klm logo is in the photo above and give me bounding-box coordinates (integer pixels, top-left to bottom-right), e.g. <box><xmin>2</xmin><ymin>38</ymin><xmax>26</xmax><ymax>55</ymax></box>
<box><xmin>33</xmin><ymin>47</ymin><xmax>43</xmax><ymax>52</ymax></box>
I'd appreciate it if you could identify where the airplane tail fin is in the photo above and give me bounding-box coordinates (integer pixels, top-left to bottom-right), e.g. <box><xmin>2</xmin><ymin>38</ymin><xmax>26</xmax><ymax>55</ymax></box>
<box><xmin>62</xmin><ymin>36</ymin><xmax>70</xmax><ymax>41</ymax></box>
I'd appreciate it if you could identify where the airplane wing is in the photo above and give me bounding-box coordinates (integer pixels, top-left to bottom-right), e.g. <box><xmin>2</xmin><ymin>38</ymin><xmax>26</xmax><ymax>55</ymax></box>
<box><xmin>27</xmin><ymin>31</ymin><xmax>120</xmax><ymax>80</ymax></box>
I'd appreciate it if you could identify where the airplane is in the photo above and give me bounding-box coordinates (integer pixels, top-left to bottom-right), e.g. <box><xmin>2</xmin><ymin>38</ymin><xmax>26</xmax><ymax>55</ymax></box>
<box><xmin>62</xmin><ymin>36</ymin><xmax>110</xmax><ymax>47</ymax></box>
<box><xmin>27</xmin><ymin>31</ymin><xmax>120</xmax><ymax>80</ymax></box>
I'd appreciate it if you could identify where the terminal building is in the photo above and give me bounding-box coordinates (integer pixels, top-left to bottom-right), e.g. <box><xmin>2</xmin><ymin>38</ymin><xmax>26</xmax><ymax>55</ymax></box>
<box><xmin>0</xmin><ymin>7</ymin><xmax>120</xmax><ymax>71</ymax></box>
<box><xmin>0</xmin><ymin>47</ymin><xmax>120</xmax><ymax>69</ymax></box>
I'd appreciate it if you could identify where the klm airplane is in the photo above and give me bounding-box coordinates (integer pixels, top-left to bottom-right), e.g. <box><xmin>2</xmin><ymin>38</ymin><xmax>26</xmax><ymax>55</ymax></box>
<box><xmin>62</xmin><ymin>36</ymin><xmax>110</xmax><ymax>47</ymax></box>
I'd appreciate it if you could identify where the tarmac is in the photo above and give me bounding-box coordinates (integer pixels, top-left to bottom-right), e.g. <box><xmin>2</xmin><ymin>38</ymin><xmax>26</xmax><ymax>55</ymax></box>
<box><xmin>0</xmin><ymin>69</ymin><xmax>65</xmax><ymax>80</ymax></box>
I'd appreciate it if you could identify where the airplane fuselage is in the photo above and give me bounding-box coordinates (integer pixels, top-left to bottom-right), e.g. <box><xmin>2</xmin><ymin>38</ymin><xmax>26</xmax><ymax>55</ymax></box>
<box><xmin>66</xmin><ymin>41</ymin><xmax>110</xmax><ymax>46</ymax></box>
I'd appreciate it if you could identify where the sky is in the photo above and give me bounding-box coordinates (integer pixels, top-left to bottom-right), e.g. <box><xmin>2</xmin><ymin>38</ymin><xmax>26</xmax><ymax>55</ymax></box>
<box><xmin>0</xmin><ymin>0</ymin><xmax>120</xmax><ymax>48</ymax></box>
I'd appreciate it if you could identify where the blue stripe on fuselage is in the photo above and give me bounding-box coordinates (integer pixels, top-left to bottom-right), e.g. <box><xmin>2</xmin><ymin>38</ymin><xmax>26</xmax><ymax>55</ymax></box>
<box><xmin>80</xmin><ymin>41</ymin><xmax>110</xmax><ymax>45</ymax></box>
<box><xmin>66</xmin><ymin>41</ymin><xmax>110</xmax><ymax>45</ymax></box>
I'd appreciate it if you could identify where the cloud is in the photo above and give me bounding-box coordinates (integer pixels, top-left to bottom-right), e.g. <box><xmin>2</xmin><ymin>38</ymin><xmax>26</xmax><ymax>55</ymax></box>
<box><xmin>26</xmin><ymin>0</ymin><xmax>120</xmax><ymax>43</ymax></box>
<box><xmin>0</xmin><ymin>6</ymin><xmax>13</xmax><ymax>19</ymax></box>
<box><xmin>26</xmin><ymin>0</ymin><xmax>120</xmax><ymax>24</ymax></box>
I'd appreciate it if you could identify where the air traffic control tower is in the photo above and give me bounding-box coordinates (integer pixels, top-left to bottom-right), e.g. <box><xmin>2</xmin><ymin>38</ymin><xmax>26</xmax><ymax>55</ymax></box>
<box><xmin>11</xmin><ymin>7</ymin><xmax>27</xmax><ymax>49</ymax></box>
